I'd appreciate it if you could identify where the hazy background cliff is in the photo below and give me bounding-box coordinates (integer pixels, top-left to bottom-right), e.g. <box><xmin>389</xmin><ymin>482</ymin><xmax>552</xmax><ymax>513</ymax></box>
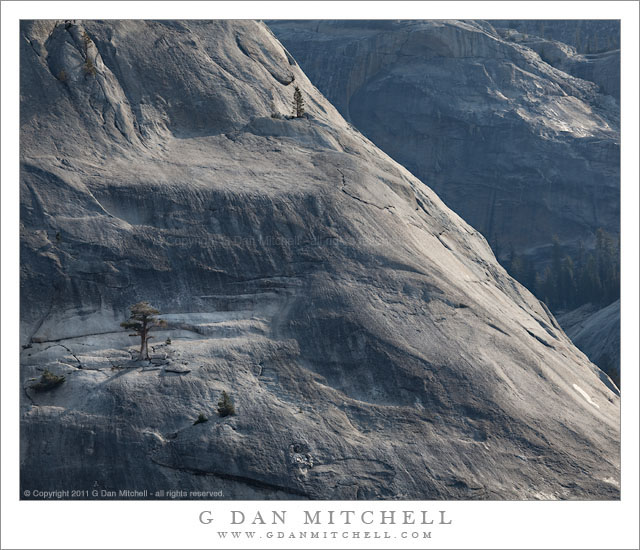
<box><xmin>20</xmin><ymin>20</ymin><xmax>619</xmax><ymax>499</ymax></box>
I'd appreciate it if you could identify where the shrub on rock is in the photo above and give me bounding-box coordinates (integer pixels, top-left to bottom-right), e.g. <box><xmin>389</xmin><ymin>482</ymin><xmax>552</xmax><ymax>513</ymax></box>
<box><xmin>217</xmin><ymin>391</ymin><xmax>235</xmax><ymax>417</ymax></box>
<box><xmin>193</xmin><ymin>413</ymin><xmax>208</xmax><ymax>425</ymax></box>
<box><xmin>32</xmin><ymin>369</ymin><xmax>65</xmax><ymax>392</ymax></box>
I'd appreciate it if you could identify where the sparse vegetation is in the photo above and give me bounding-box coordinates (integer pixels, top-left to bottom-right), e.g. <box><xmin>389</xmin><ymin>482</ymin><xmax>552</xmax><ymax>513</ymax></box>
<box><xmin>292</xmin><ymin>86</ymin><xmax>305</xmax><ymax>118</ymax></box>
<box><xmin>217</xmin><ymin>391</ymin><xmax>235</xmax><ymax>417</ymax></box>
<box><xmin>80</xmin><ymin>31</ymin><xmax>96</xmax><ymax>76</ymax></box>
<box><xmin>121</xmin><ymin>301</ymin><xmax>168</xmax><ymax>361</ymax></box>
<box><xmin>269</xmin><ymin>101</ymin><xmax>282</xmax><ymax>119</ymax></box>
<box><xmin>32</xmin><ymin>369</ymin><xmax>65</xmax><ymax>392</ymax></box>
<box><xmin>83</xmin><ymin>57</ymin><xmax>96</xmax><ymax>76</ymax></box>
<box><xmin>193</xmin><ymin>413</ymin><xmax>208</xmax><ymax>425</ymax></box>
<box><xmin>81</xmin><ymin>31</ymin><xmax>92</xmax><ymax>54</ymax></box>
<box><xmin>503</xmin><ymin>228</ymin><xmax>620</xmax><ymax>311</ymax></box>
<box><xmin>57</xmin><ymin>69</ymin><xmax>67</xmax><ymax>82</ymax></box>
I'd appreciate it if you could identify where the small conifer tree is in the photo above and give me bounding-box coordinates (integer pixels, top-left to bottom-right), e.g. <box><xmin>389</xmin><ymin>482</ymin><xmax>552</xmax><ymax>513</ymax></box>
<box><xmin>217</xmin><ymin>391</ymin><xmax>235</xmax><ymax>417</ymax></box>
<box><xmin>193</xmin><ymin>413</ymin><xmax>208</xmax><ymax>425</ymax></box>
<box><xmin>293</xmin><ymin>86</ymin><xmax>305</xmax><ymax>118</ymax></box>
<box><xmin>121</xmin><ymin>301</ymin><xmax>167</xmax><ymax>360</ymax></box>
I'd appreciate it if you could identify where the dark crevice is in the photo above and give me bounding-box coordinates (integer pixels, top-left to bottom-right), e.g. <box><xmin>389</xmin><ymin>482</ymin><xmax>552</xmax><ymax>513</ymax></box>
<box><xmin>338</xmin><ymin>168</ymin><xmax>393</xmax><ymax>212</ymax></box>
<box><xmin>535</xmin><ymin>317</ymin><xmax>559</xmax><ymax>341</ymax></box>
<box><xmin>235</xmin><ymin>35</ymin><xmax>294</xmax><ymax>86</ymax></box>
<box><xmin>281</xmin><ymin>45</ymin><xmax>298</xmax><ymax>67</ymax></box>
<box><xmin>29</xmin><ymin>331</ymin><xmax>120</xmax><ymax>346</ymax></box>
<box><xmin>525</xmin><ymin>328</ymin><xmax>554</xmax><ymax>349</ymax></box>
<box><xmin>540</xmin><ymin>300</ymin><xmax>564</xmax><ymax>332</ymax></box>
<box><xmin>436</xmin><ymin>233</ymin><xmax>452</xmax><ymax>251</ymax></box>
<box><xmin>487</xmin><ymin>322</ymin><xmax>510</xmax><ymax>336</ymax></box>
<box><xmin>415</xmin><ymin>196</ymin><xmax>430</xmax><ymax>216</ymax></box>
<box><xmin>33</xmin><ymin>342</ymin><xmax>84</xmax><ymax>367</ymax></box>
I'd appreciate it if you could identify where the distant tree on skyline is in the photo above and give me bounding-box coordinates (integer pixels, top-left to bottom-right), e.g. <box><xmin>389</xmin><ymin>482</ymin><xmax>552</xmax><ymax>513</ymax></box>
<box><xmin>293</xmin><ymin>86</ymin><xmax>305</xmax><ymax>118</ymax></box>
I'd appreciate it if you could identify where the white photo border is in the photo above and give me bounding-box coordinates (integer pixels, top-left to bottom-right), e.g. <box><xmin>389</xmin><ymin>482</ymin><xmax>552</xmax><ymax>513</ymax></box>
<box><xmin>2</xmin><ymin>2</ymin><xmax>638</xmax><ymax>549</ymax></box>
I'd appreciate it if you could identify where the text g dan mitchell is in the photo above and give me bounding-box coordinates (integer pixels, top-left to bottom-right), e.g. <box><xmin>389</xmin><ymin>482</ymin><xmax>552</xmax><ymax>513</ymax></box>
<box><xmin>199</xmin><ymin>509</ymin><xmax>452</xmax><ymax>526</ymax></box>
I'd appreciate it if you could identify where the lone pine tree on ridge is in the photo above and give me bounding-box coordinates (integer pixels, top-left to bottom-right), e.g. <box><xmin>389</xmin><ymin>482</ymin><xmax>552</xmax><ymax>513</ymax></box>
<box><xmin>293</xmin><ymin>86</ymin><xmax>305</xmax><ymax>118</ymax></box>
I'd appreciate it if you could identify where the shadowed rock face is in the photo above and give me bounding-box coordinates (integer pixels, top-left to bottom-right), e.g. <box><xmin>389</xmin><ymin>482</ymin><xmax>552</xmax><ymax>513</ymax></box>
<box><xmin>558</xmin><ymin>300</ymin><xmax>620</xmax><ymax>387</ymax></box>
<box><xmin>268</xmin><ymin>20</ymin><xmax>620</xmax><ymax>267</ymax></box>
<box><xmin>488</xmin><ymin>20</ymin><xmax>620</xmax><ymax>54</ymax></box>
<box><xmin>21</xmin><ymin>20</ymin><xmax>619</xmax><ymax>500</ymax></box>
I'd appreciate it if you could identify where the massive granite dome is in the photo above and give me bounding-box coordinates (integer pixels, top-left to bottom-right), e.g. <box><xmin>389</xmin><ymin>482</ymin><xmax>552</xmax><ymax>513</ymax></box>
<box><xmin>20</xmin><ymin>20</ymin><xmax>619</xmax><ymax>499</ymax></box>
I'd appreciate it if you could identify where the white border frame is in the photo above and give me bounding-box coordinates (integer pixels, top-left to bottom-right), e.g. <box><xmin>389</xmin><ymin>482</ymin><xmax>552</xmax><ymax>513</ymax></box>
<box><xmin>2</xmin><ymin>2</ymin><xmax>638</xmax><ymax>549</ymax></box>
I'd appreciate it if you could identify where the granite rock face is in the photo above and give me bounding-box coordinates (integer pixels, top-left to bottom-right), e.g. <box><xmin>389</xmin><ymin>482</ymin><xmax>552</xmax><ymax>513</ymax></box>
<box><xmin>268</xmin><ymin>20</ymin><xmax>620</xmax><ymax>267</ymax></box>
<box><xmin>558</xmin><ymin>300</ymin><xmax>620</xmax><ymax>387</ymax></box>
<box><xmin>489</xmin><ymin>21</ymin><xmax>620</xmax><ymax>102</ymax></box>
<box><xmin>20</xmin><ymin>20</ymin><xmax>619</xmax><ymax>499</ymax></box>
<box><xmin>488</xmin><ymin>20</ymin><xmax>620</xmax><ymax>54</ymax></box>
